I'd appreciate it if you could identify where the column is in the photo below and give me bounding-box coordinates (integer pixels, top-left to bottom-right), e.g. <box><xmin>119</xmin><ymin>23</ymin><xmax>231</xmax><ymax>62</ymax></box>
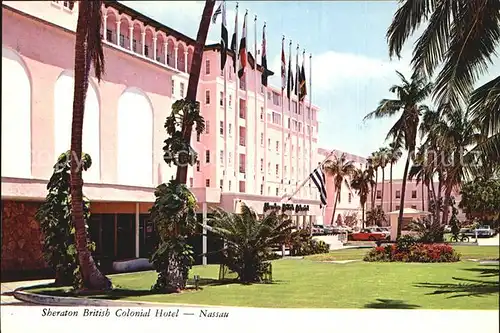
<box><xmin>174</xmin><ymin>46</ymin><xmax>178</xmax><ymax>70</ymax></box>
<box><xmin>163</xmin><ymin>42</ymin><xmax>168</xmax><ymax>65</ymax></box>
<box><xmin>184</xmin><ymin>50</ymin><xmax>188</xmax><ymax>72</ymax></box>
<box><xmin>135</xmin><ymin>203</ymin><xmax>140</xmax><ymax>258</ymax></box>
<box><xmin>202</xmin><ymin>202</ymin><xmax>208</xmax><ymax>266</ymax></box>
<box><xmin>153</xmin><ymin>36</ymin><xmax>157</xmax><ymax>61</ymax></box>
<box><xmin>116</xmin><ymin>20</ymin><xmax>121</xmax><ymax>46</ymax></box>
<box><xmin>103</xmin><ymin>14</ymin><xmax>108</xmax><ymax>41</ymax></box>
<box><xmin>128</xmin><ymin>25</ymin><xmax>133</xmax><ymax>51</ymax></box>
<box><xmin>141</xmin><ymin>31</ymin><xmax>146</xmax><ymax>56</ymax></box>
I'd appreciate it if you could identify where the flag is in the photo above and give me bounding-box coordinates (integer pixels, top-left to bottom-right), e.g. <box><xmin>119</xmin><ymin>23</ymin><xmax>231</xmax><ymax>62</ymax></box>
<box><xmin>299</xmin><ymin>54</ymin><xmax>307</xmax><ymax>101</ymax></box>
<box><xmin>238</xmin><ymin>12</ymin><xmax>248</xmax><ymax>79</ymax></box>
<box><xmin>294</xmin><ymin>54</ymin><xmax>299</xmax><ymax>96</ymax></box>
<box><xmin>220</xmin><ymin>1</ymin><xmax>228</xmax><ymax>70</ymax></box>
<box><xmin>212</xmin><ymin>2</ymin><xmax>222</xmax><ymax>24</ymax></box>
<box><xmin>261</xmin><ymin>24</ymin><xmax>268</xmax><ymax>87</ymax></box>
<box><xmin>286</xmin><ymin>48</ymin><xmax>294</xmax><ymax>100</ymax></box>
<box><xmin>280</xmin><ymin>38</ymin><xmax>286</xmax><ymax>91</ymax></box>
<box><xmin>310</xmin><ymin>167</ymin><xmax>327</xmax><ymax>206</ymax></box>
<box><xmin>230</xmin><ymin>7</ymin><xmax>238</xmax><ymax>73</ymax></box>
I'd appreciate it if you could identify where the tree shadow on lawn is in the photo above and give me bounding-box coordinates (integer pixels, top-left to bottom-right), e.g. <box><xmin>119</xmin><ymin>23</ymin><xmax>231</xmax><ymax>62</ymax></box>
<box><xmin>364</xmin><ymin>299</ymin><xmax>421</xmax><ymax>309</ymax></box>
<box><xmin>24</xmin><ymin>278</ymin><xmax>286</xmax><ymax>300</ymax></box>
<box><xmin>414</xmin><ymin>266</ymin><xmax>499</xmax><ymax>298</ymax></box>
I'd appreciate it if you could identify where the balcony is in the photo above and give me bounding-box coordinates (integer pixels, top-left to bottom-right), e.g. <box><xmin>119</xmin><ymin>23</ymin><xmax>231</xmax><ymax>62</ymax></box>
<box><xmin>102</xmin><ymin>4</ymin><xmax>194</xmax><ymax>75</ymax></box>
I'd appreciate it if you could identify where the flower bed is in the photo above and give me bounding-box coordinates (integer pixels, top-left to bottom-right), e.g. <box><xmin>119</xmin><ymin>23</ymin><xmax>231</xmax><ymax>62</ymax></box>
<box><xmin>364</xmin><ymin>243</ymin><xmax>461</xmax><ymax>263</ymax></box>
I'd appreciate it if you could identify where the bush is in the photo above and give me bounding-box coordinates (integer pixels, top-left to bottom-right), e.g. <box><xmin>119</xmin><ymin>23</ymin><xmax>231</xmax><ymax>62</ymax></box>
<box><xmin>364</xmin><ymin>243</ymin><xmax>460</xmax><ymax>263</ymax></box>
<box><xmin>288</xmin><ymin>229</ymin><xmax>330</xmax><ymax>256</ymax></box>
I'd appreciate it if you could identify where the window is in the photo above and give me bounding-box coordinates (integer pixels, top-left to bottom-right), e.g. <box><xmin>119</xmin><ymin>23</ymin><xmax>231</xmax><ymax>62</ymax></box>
<box><xmin>62</xmin><ymin>1</ymin><xmax>75</xmax><ymax>10</ymax></box>
<box><xmin>396</xmin><ymin>205</ymin><xmax>400</xmax><ymax>210</ymax></box>
<box><xmin>145</xmin><ymin>45</ymin><xmax>149</xmax><ymax>57</ymax></box>
<box><xmin>196</xmin><ymin>132</ymin><xmax>200</xmax><ymax>142</ymax></box>
<box><xmin>106</xmin><ymin>29</ymin><xmax>113</xmax><ymax>42</ymax></box>
<box><xmin>267</xmin><ymin>92</ymin><xmax>272</xmax><ymax>100</ymax></box>
<box><xmin>275</xmin><ymin>188</ymin><xmax>279</xmax><ymax>196</ymax></box>
<box><xmin>284</xmin><ymin>165</ymin><xmax>288</xmax><ymax>176</ymax></box>
<box><xmin>292</xmin><ymin>101</ymin><xmax>297</xmax><ymax>113</ymax></box>
<box><xmin>411</xmin><ymin>205</ymin><xmax>417</xmax><ymax>209</ymax></box>
<box><xmin>239</xmin><ymin>181</ymin><xmax>246</xmax><ymax>193</ymax></box>
<box><xmin>205</xmin><ymin>120</ymin><xmax>210</xmax><ymax>134</ymax></box>
<box><xmin>348</xmin><ymin>193</ymin><xmax>352</xmax><ymax>203</ymax></box>
<box><xmin>298</xmin><ymin>122</ymin><xmax>302</xmax><ymax>133</ymax></box>
<box><xmin>395</xmin><ymin>190</ymin><xmax>401</xmax><ymax>199</ymax></box>
<box><xmin>260</xmin><ymin>159</ymin><xmax>264</xmax><ymax>172</ymax></box>
<box><xmin>219</xmin><ymin>91</ymin><xmax>224</xmax><ymax>106</ymax></box>
<box><xmin>189</xmin><ymin>178</ymin><xmax>193</xmax><ymax>187</ymax></box>
<box><xmin>260</xmin><ymin>133</ymin><xmax>264</xmax><ymax>146</ymax></box>
<box><xmin>228</xmin><ymin>152</ymin><xmax>232</xmax><ymax>165</ymax></box>
<box><xmin>205</xmin><ymin>59</ymin><xmax>211</xmax><ymax>75</ymax></box>
<box><xmin>275</xmin><ymin>164</ymin><xmax>279</xmax><ymax>177</ymax></box>
<box><xmin>272</xmin><ymin>112</ymin><xmax>281</xmax><ymax>125</ymax></box>
<box><xmin>119</xmin><ymin>34</ymin><xmax>125</xmax><ymax>47</ymax></box>
<box><xmin>287</xmin><ymin>118</ymin><xmax>291</xmax><ymax>129</ymax></box>
<box><xmin>267</xmin><ymin>162</ymin><xmax>271</xmax><ymax>175</ymax></box>
<box><xmin>205</xmin><ymin>90</ymin><xmax>210</xmax><ymax>104</ymax></box>
<box><xmin>229</xmin><ymin>95</ymin><xmax>232</xmax><ymax>107</ymax></box>
<box><xmin>171</xmin><ymin>79</ymin><xmax>175</xmax><ymax>95</ymax></box>
<box><xmin>220</xmin><ymin>150</ymin><xmax>224</xmax><ymax>165</ymax></box>
<box><xmin>205</xmin><ymin>150</ymin><xmax>210</xmax><ymax>163</ymax></box>
<box><xmin>411</xmin><ymin>190</ymin><xmax>417</xmax><ymax>198</ymax></box>
<box><xmin>180</xmin><ymin>83</ymin><xmax>185</xmax><ymax>97</ymax></box>
<box><xmin>260</xmin><ymin>184</ymin><xmax>264</xmax><ymax>195</ymax></box>
<box><xmin>267</xmin><ymin>138</ymin><xmax>271</xmax><ymax>150</ymax></box>
<box><xmin>272</xmin><ymin>92</ymin><xmax>281</xmax><ymax>106</ymax></box>
<box><xmin>196</xmin><ymin>161</ymin><xmax>200</xmax><ymax>172</ymax></box>
<box><xmin>220</xmin><ymin>121</ymin><xmax>224</xmax><ymax>135</ymax></box>
<box><xmin>260</xmin><ymin>107</ymin><xmax>264</xmax><ymax>120</ymax></box>
<box><xmin>228</xmin><ymin>181</ymin><xmax>232</xmax><ymax>191</ymax></box>
<box><xmin>307</xmin><ymin>107</ymin><xmax>311</xmax><ymax>119</ymax></box>
<box><xmin>228</xmin><ymin>123</ymin><xmax>232</xmax><ymax>136</ymax></box>
<box><xmin>376</xmin><ymin>191</ymin><xmax>382</xmax><ymax>199</ymax></box>
<box><xmin>205</xmin><ymin>179</ymin><xmax>210</xmax><ymax>187</ymax></box>
<box><xmin>276</xmin><ymin>141</ymin><xmax>279</xmax><ymax>152</ymax></box>
<box><xmin>268</xmin><ymin>186</ymin><xmax>271</xmax><ymax>194</ymax></box>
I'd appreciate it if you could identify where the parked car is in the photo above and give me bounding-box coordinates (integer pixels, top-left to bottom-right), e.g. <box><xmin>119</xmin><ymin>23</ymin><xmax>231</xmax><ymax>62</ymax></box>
<box><xmin>322</xmin><ymin>225</ymin><xmax>335</xmax><ymax>235</ymax></box>
<box><xmin>349</xmin><ymin>229</ymin><xmax>388</xmax><ymax>241</ymax></box>
<box><xmin>367</xmin><ymin>226</ymin><xmax>390</xmax><ymax>238</ymax></box>
<box><xmin>460</xmin><ymin>225</ymin><xmax>496</xmax><ymax>238</ymax></box>
<box><xmin>444</xmin><ymin>225</ymin><xmax>452</xmax><ymax>233</ymax></box>
<box><xmin>312</xmin><ymin>224</ymin><xmax>325</xmax><ymax>236</ymax></box>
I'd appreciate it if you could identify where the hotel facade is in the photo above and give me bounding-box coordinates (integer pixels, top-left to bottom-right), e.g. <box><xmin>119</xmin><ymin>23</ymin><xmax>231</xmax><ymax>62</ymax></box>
<box><xmin>1</xmin><ymin>1</ymin><xmax>365</xmax><ymax>275</ymax></box>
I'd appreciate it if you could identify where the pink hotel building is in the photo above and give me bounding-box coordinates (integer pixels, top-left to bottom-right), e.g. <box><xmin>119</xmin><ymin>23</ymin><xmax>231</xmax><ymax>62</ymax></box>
<box><xmin>1</xmin><ymin>1</ymin><xmax>365</xmax><ymax>274</ymax></box>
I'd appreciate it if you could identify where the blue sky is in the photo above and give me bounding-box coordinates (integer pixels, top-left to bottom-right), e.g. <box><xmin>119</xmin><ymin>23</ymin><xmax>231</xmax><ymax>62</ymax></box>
<box><xmin>125</xmin><ymin>1</ymin><xmax>499</xmax><ymax>178</ymax></box>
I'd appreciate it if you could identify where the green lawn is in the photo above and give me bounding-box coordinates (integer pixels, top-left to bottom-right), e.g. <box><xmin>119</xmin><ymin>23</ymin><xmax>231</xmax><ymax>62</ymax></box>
<box><xmin>28</xmin><ymin>246</ymin><xmax>499</xmax><ymax>309</ymax></box>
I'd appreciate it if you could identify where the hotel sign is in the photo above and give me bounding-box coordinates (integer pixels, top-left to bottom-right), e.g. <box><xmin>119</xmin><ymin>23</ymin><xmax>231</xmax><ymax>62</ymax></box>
<box><xmin>263</xmin><ymin>202</ymin><xmax>310</xmax><ymax>213</ymax></box>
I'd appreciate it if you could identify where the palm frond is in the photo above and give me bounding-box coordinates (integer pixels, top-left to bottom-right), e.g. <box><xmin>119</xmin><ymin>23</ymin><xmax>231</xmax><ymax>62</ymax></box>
<box><xmin>468</xmin><ymin>75</ymin><xmax>500</xmax><ymax>135</ymax></box>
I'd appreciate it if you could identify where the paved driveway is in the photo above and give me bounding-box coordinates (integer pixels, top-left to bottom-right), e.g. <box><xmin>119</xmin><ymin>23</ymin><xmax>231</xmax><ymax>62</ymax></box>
<box><xmin>477</xmin><ymin>234</ymin><xmax>500</xmax><ymax>246</ymax></box>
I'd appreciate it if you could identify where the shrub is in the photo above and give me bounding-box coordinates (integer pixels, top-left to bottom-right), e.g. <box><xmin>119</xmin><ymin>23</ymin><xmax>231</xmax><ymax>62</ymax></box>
<box><xmin>364</xmin><ymin>243</ymin><xmax>460</xmax><ymax>263</ymax></box>
<box><xmin>288</xmin><ymin>229</ymin><xmax>330</xmax><ymax>256</ymax></box>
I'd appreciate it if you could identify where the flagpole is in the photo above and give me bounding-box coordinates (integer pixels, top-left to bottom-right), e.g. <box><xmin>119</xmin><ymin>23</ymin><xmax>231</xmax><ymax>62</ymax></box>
<box><xmin>222</xmin><ymin>1</ymin><xmax>228</xmax><ymax>191</ymax></box>
<box><xmin>288</xmin><ymin>39</ymin><xmax>292</xmax><ymax>192</ymax></box>
<box><xmin>280</xmin><ymin>35</ymin><xmax>285</xmax><ymax>196</ymax></box>
<box><xmin>295</xmin><ymin>43</ymin><xmax>299</xmax><ymax>198</ymax></box>
<box><xmin>253</xmin><ymin>14</ymin><xmax>258</xmax><ymax>194</ymax></box>
<box><xmin>301</xmin><ymin>48</ymin><xmax>306</xmax><ymax>201</ymax></box>
<box><xmin>308</xmin><ymin>53</ymin><xmax>313</xmax><ymax>198</ymax></box>
<box><xmin>283</xmin><ymin>149</ymin><xmax>335</xmax><ymax>203</ymax></box>
<box><xmin>233</xmin><ymin>3</ymin><xmax>239</xmax><ymax>183</ymax></box>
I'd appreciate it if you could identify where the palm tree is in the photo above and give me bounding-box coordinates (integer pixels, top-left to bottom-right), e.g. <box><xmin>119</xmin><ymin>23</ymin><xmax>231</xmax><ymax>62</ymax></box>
<box><xmin>386</xmin><ymin>0</ymin><xmax>500</xmax><ymax>169</ymax></box>
<box><xmin>69</xmin><ymin>1</ymin><xmax>111</xmax><ymax>290</ymax></box>
<box><xmin>324</xmin><ymin>153</ymin><xmax>356</xmax><ymax>225</ymax></box>
<box><xmin>387</xmin><ymin>140</ymin><xmax>402</xmax><ymax>212</ymax></box>
<box><xmin>209</xmin><ymin>204</ymin><xmax>294</xmax><ymax>283</ymax></box>
<box><xmin>366</xmin><ymin>152</ymin><xmax>380</xmax><ymax>209</ymax></box>
<box><xmin>377</xmin><ymin>147</ymin><xmax>390</xmax><ymax>207</ymax></box>
<box><xmin>175</xmin><ymin>0</ymin><xmax>216</xmax><ymax>184</ymax></box>
<box><xmin>386</xmin><ymin>0</ymin><xmax>500</xmax><ymax>113</ymax></box>
<box><xmin>364</xmin><ymin>71</ymin><xmax>433</xmax><ymax>239</ymax></box>
<box><xmin>351</xmin><ymin>168</ymin><xmax>375</xmax><ymax>228</ymax></box>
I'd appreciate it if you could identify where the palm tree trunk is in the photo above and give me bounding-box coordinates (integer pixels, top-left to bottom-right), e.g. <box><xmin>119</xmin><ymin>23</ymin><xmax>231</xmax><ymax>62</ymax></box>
<box><xmin>441</xmin><ymin>181</ymin><xmax>453</xmax><ymax>225</ymax></box>
<box><xmin>436</xmin><ymin>174</ymin><xmax>443</xmax><ymax>224</ymax></box>
<box><xmin>421</xmin><ymin>182</ymin><xmax>425</xmax><ymax>211</ymax></box>
<box><xmin>389</xmin><ymin>164</ymin><xmax>393</xmax><ymax>211</ymax></box>
<box><xmin>361</xmin><ymin>203</ymin><xmax>365</xmax><ymax>229</ymax></box>
<box><xmin>175</xmin><ymin>0</ymin><xmax>216</xmax><ymax>184</ymax></box>
<box><xmin>397</xmin><ymin>155</ymin><xmax>411</xmax><ymax>239</ymax></box>
<box><xmin>372</xmin><ymin>170</ymin><xmax>378</xmax><ymax>209</ymax></box>
<box><xmin>380</xmin><ymin>167</ymin><xmax>385</xmax><ymax>209</ymax></box>
<box><xmin>70</xmin><ymin>2</ymin><xmax>110</xmax><ymax>290</ymax></box>
<box><xmin>330</xmin><ymin>187</ymin><xmax>340</xmax><ymax>225</ymax></box>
